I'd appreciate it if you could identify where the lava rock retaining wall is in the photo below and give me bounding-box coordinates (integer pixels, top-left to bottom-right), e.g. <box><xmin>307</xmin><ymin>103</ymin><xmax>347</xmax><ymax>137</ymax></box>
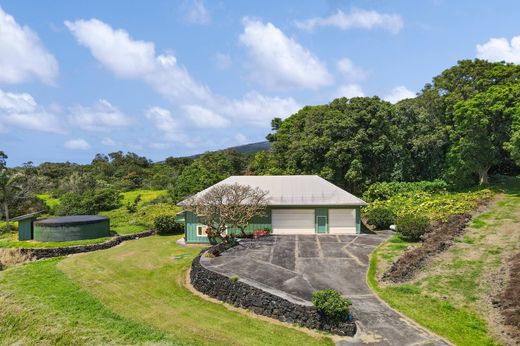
<box><xmin>19</xmin><ymin>230</ymin><xmax>155</xmax><ymax>259</ymax></box>
<box><xmin>191</xmin><ymin>251</ymin><xmax>356</xmax><ymax>336</ymax></box>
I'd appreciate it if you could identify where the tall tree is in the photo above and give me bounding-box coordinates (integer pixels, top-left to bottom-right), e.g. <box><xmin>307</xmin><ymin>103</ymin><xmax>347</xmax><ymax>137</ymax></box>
<box><xmin>446</xmin><ymin>83</ymin><xmax>520</xmax><ymax>185</ymax></box>
<box><xmin>268</xmin><ymin>97</ymin><xmax>402</xmax><ymax>193</ymax></box>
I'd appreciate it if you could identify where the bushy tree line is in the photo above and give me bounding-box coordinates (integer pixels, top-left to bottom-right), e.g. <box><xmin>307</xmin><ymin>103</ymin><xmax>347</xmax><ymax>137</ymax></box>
<box><xmin>255</xmin><ymin>59</ymin><xmax>520</xmax><ymax>191</ymax></box>
<box><xmin>3</xmin><ymin>59</ymin><xmax>520</xmax><ymax>219</ymax></box>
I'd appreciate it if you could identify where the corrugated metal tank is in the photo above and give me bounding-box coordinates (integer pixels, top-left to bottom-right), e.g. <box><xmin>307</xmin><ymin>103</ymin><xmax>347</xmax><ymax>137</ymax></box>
<box><xmin>33</xmin><ymin>215</ymin><xmax>110</xmax><ymax>242</ymax></box>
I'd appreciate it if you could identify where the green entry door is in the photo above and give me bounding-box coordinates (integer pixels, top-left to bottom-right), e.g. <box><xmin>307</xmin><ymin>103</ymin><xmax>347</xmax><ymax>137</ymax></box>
<box><xmin>317</xmin><ymin>215</ymin><xmax>328</xmax><ymax>233</ymax></box>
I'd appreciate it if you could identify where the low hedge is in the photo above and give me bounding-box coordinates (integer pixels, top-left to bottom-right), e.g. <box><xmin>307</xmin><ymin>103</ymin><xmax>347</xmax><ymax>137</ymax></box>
<box><xmin>153</xmin><ymin>215</ymin><xmax>183</xmax><ymax>235</ymax></box>
<box><xmin>396</xmin><ymin>213</ymin><xmax>430</xmax><ymax>242</ymax></box>
<box><xmin>366</xmin><ymin>206</ymin><xmax>395</xmax><ymax>229</ymax></box>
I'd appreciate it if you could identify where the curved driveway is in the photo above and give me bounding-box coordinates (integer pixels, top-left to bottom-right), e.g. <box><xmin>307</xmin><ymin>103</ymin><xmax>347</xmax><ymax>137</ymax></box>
<box><xmin>205</xmin><ymin>233</ymin><xmax>448</xmax><ymax>345</ymax></box>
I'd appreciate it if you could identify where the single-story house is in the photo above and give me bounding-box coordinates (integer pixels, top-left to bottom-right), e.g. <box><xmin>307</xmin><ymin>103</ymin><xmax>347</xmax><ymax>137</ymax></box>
<box><xmin>176</xmin><ymin>175</ymin><xmax>367</xmax><ymax>244</ymax></box>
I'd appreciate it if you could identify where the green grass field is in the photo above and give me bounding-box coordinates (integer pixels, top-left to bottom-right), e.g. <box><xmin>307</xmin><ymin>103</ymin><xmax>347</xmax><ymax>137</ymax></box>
<box><xmin>368</xmin><ymin>177</ymin><xmax>520</xmax><ymax>346</ymax></box>
<box><xmin>0</xmin><ymin>235</ymin><xmax>333</xmax><ymax>346</ymax></box>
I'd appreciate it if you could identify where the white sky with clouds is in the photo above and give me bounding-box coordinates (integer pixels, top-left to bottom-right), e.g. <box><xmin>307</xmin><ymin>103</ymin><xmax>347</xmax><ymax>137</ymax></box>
<box><xmin>1</xmin><ymin>0</ymin><xmax>520</xmax><ymax>165</ymax></box>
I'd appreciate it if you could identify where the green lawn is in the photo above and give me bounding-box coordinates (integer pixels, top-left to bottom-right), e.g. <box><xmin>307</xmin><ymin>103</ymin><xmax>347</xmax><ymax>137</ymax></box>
<box><xmin>0</xmin><ymin>235</ymin><xmax>333</xmax><ymax>346</ymax></box>
<box><xmin>0</xmin><ymin>258</ymin><xmax>177</xmax><ymax>345</ymax></box>
<box><xmin>368</xmin><ymin>177</ymin><xmax>520</xmax><ymax>346</ymax></box>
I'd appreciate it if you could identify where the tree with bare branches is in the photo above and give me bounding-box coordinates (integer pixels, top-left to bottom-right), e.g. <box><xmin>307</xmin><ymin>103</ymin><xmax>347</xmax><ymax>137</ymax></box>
<box><xmin>183</xmin><ymin>183</ymin><xmax>269</xmax><ymax>243</ymax></box>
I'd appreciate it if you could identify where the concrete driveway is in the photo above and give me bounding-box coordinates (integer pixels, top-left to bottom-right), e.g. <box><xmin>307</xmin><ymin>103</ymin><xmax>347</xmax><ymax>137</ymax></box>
<box><xmin>204</xmin><ymin>233</ymin><xmax>447</xmax><ymax>345</ymax></box>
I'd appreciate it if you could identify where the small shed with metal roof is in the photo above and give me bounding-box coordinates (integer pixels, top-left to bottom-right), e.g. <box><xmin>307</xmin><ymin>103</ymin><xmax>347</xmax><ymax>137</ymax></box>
<box><xmin>11</xmin><ymin>211</ymin><xmax>45</xmax><ymax>241</ymax></box>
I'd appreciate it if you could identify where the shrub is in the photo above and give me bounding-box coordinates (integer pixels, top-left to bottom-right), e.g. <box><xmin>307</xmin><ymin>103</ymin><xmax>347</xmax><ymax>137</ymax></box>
<box><xmin>363</xmin><ymin>180</ymin><xmax>448</xmax><ymax>202</ymax></box>
<box><xmin>126</xmin><ymin>194</ymin><xmax>141</xmax><ymax>213</ymax></box>
<box><xmin>396</xmin><ymin>213</ymin><xmax>430</xmax><ymax>241</ymax></box>
<box><xmin>229</xmin><ymin>275</ymin><xmax>240</xmax><ymax>282</ymax></box>
<box><xmin>311</xmin><ymin>289</ymin><xmax>352</xmax><ymax>321</ymax></box>
<box><xmin>366</xmin><ymin>206</ymin><xmax>395</xmax><ymax>229</ymax></box>
<box><xmin>153</xmin><ymin>215</ymin><xmax>183</xmax><ymax>235</ymax></box>
<box><xmin>0</xmin><ymin>223</ymin><xmax>17</xmax><ymax>234</ymax></box>
<box><xmin>55</xmin><ymin>188</ymin><xmax>122</xmax><ymax>215</ymax></box>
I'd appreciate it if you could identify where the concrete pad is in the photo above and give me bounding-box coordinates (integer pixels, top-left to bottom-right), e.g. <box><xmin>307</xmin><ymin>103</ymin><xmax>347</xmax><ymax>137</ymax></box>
<box><xmin>205</xmin><ymin>231</ymin><xmax>447</xmax><ymax>346</ymax></box>
<box><xmin>319</xmin><ymin>242</ymin><xmax>351</xmax><ymax>258</ymax></box>
<box><xmin>318</xmin><ymin>234</ymin><xmax>340</xmax><ymax>243</ymax></box>
<box><xmin>274</xmin><ymin>235</ymin><xmax>297</xmax><ymax>242</ymax></box>
<box><xmin>353</xmin><ymin>236</ymin><xmax>386</xmax><ymax>247</ymax></box>
<box><xmin>297</xmin><ymin>240</ymin><xmax>320</xmax><ymax>258</ymax></box>
<box><xmin>337</xmin><ymin>234</ymin><xmax>359</xmax><ymax>243</ymax></box>
<box><xmin>271</xmin><ymin>241</ymin><xmax>296</xmax><ymax>270</ymax></box>
<box><xmin>298</xmin><ymin>258</ymin><xmax>372</xmax><ymax>296</ymax></box>
<box><xmin>297</xmin><ymin>234</ymin><xmax>318</xmax><ymax>242</ymax></box>
<box><xmin>344</xmin><ymin>243</ymin><xmax>371</xmax><ymax>266</ymax></box>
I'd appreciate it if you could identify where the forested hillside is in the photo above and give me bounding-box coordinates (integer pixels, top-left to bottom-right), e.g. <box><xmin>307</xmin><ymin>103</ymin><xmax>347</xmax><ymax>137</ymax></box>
<box><xmin>2</xmin><ymin>59</ymin><xmax>520</xmax><ymax>219</ymax></box>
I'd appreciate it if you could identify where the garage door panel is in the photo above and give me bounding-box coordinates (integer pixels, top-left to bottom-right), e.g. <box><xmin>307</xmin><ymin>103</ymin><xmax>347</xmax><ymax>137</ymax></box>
<box><xmin>329</xmin><ymin>209</ymin><xmax>356</xmax><ymax>234</ymax></box>
<box><xmin>272</xmin><ymin>209</ymin><xmax>315</xmax><ymax>234</ymax></box>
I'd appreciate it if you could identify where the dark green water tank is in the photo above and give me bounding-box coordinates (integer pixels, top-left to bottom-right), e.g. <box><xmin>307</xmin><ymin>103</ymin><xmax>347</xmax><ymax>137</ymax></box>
<box><xmin>33</xmin><ymin>215</ymin><xmax>110</xmax><ymax>242</ymax></box>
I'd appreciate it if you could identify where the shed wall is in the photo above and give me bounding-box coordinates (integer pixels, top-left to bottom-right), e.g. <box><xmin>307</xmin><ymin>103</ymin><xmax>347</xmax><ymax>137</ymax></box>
<box><xmin>183</xmin><ymin>206</ymin><xmax>361</xmax><ymax>243</ymax></box>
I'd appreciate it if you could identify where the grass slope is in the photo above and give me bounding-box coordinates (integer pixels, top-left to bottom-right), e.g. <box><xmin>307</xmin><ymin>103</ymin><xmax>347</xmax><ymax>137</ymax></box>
<box><xmin>1</xmin><ymin>235</ymin><xmax>332</xmax><ymax>345</ymax></box>
<box><xmin>368</xmin><ymin>177</ymin><xmax>520</xmax><ymax>345</ymax></box>
<box><xmin>0</xmin><ymin>258</ymin><xmax>178</xmax><ymax>345</ymax></box>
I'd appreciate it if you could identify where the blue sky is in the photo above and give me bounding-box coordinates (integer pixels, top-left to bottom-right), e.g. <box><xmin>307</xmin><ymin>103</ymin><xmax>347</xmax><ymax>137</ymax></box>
<box><xmin>1</xmin><ymin>0</ymin><xmax>520</xmax><ymax>166</ymax></box>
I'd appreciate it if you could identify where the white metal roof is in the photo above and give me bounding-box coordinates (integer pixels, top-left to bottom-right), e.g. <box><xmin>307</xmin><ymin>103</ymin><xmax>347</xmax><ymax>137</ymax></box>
<box><xmin>179</xmin><ymin>175</ymin><xmax>367</xmax><ymax>206</ymax></box>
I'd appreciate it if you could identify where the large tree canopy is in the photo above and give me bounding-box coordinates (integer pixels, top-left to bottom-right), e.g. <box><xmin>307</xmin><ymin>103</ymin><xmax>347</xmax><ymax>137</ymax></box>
<box><xmin>262</xmin><ymin>59</ymin><xmax>520</xmax><ymax>190</ymax></box>
<box><xmin>266</xmin><ymin>97</ymin><xmax>401</xmax><ymax>193</ymax></box>
<box><xmin>446</xmin><ymin>83</ymin><xmax>520</xmax><ymax>185</ymax></box>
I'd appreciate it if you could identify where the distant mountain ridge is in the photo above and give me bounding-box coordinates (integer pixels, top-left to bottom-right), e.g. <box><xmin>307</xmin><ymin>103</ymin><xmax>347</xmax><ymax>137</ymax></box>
<box><xmin>186</xmin><ymin>141</ymin><xmax>271</xmax><ymax>158</ymax></box>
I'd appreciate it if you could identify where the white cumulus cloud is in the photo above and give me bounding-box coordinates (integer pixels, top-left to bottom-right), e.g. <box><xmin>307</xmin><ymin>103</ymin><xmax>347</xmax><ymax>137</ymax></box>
<box><xmin>477</xmin><ymin>36</ymin><xmax>520</xmax><ymax>64</ymax></box>
<box><xmin>65</xmin><ymin>19</ymin><xmax>211</xmax><ymax>103</ymax></box>
<box><xmin>239</xmin><ymin>18</ymin><xmax>333</xmax><ymax>90</ymax></box>
<box><xmin>221</xmin><ymin>91</ymin><xmax>300</xmax><ymax>127</ymax></box>
<box><xmin>333</xmin><ymin>84</ymin><xmax>365</xmax><ymax>99</ymax></box>
<box><xmin>295</xmin><ymin>9</ymin><xmax>403</xmax><ymax>34</ymax></box>
<box><xmin>0</xmin><ymin>89</ymin><xmax>65</xmax><ymax>133</ymax></box>
<box><xmin>182</xmin><ymin>104</ymin><xmax>229</xmax><ymax>128</ymax></box>
<box><xmin>66</xmin><ymin>18</ymin><xmax>301</xmax><ymax>130</ymax></box>
<box><xmin>65</xmin><ymin>19</ymin><xmax>155</xmax><ymax>78</ymax></box>
<box><xmin>68</xmin><ymin>99</ymin><xmax>131</xmax><ymax>131</ymax></box>
<box><xmin>101</xmin><ymin>137</ymin><xmax>117</xmax><ymax>146</ymax></box>
<box><xmin>183</xmin><ymin>0</ymin><xmax>210</xmax><ymax>25</ymax></box>
<box><xmin>336</xmin><ymin>58</ymin><xmax>366</xmax><ymax>82</ymax></box>
<box><xmin>384</xmin><ymin>86</ymin><xmax>415</xmax><ymax>103</ymax></box>
<box><xmin>64</xmin><ymin>138</ymin><xmax>90</xmax><ymax>150</ymax></box>
<box><xmin>0</xmin><ymin>7</ymin><xmax>58</xmax><ymax>84</ymax></box>
<box><xmin>145</xmin><ymin>106</ymin><xmax>189</xmax><ymax>143</ymax></box>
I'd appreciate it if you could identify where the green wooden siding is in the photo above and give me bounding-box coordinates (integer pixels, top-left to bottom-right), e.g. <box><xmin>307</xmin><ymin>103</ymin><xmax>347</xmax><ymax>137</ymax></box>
<box><xmin>180</xmin><ymin>210</ymin><xmax>272</xmax><ymax>244</ymax></box>
<box><xmin>182</xmin><ymin>206</ymin><xmax>361</xmax><ymax>243</ymax></box>
<box><xmin>18</xmin><ymin>218</ymin><xmax>34</xmax><ymax>241</ymax></box>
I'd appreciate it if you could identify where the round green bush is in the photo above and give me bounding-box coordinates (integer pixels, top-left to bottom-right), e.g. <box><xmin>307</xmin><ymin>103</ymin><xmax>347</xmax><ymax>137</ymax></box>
<box><xmin>153</xmin><ymin>215</ymin><xmax>183</xmax><ymax>235</ymax></box>
<box><xmin>396</xmin><ymin>213</ymin><xmax>430</xmax><ymax>241</ymax></box>
<box><xmin>311</xmin><ymin>289</ymin><xmax>352</xmax><ymax>321</ymax></box>
<box><xmin>366</xmin><ymin>206</ymin><xmax>396</xmax><ymax>229</ymax></box>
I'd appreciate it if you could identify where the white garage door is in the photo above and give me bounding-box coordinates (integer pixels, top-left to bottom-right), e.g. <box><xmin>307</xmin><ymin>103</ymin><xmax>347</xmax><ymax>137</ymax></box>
<box><xmin>329</xmin><ymin>209</ymin><xmax>356</xmax><ymax>234</ymax></box>
<box><xmin>272</xmin><ymin>209</ymin><xmax>315</xmax><ymax>234</ymax></box>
